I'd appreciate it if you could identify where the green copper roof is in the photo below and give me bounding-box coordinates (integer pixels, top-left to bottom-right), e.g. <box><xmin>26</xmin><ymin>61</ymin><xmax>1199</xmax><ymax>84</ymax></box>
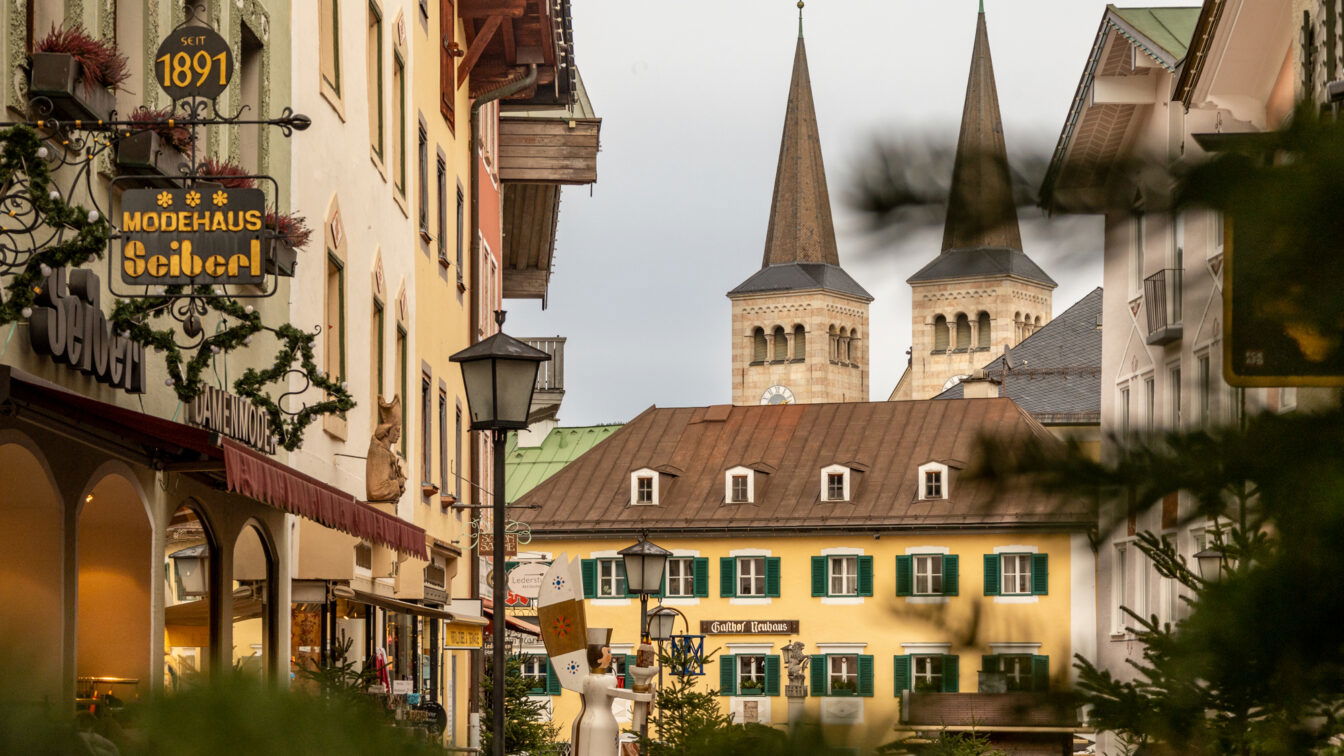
<box><xmin>1109</xmin><ymin>6</ymin><xmax>1202</xmax><ymax>62</ymax></box>
<box><xmin>505</xmin><ymin>425</ymin><xmax>623</xmax><ymax>503</ymax></box>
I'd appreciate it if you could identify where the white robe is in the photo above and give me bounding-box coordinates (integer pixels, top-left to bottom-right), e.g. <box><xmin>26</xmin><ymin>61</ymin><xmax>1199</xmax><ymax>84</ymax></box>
<box><xmin>571</xmin><ymin>672</ymin><xmax>650</xmax><ymax>756</ymax></box>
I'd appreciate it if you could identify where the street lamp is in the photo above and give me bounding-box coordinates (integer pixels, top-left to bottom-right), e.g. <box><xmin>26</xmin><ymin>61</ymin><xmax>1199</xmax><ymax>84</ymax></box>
<box><xmin>619</xmin><ymin>536</ymin><xmax>672</xmax><ymax>639</ymax></box>
<box><xmin>450</xmin><ymin>314</ymin><xmax>550</xmax><ymax>756</ymax></box>
<box><xmin>169</xmin><ymin>544</ymin><xmax>208</xmax><ymax>598</ymax></box>
<box><xmin>646</xmin><ymin>606</ymin><xmax>679</xmax><ymax>643</ymax></box>
<box><xmin>1195</xmin><ymin>546</ymin><xmax>1225</xmax><ymax>583</ymax></box>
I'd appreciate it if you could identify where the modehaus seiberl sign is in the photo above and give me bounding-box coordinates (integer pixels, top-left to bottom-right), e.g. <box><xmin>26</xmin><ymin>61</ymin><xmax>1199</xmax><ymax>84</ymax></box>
<box><xmin>29</xmin><ymin>269</ymin><xmax>145</xmax><ymax>393</ymax></box>
<box><xmin>119</xmin><ymin>187</ymin><xmax>267</xmax><ymax>286</ymax></box>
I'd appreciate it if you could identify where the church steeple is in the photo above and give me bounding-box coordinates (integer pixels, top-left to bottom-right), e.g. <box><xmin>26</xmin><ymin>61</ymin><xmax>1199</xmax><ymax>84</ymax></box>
<box><xmin>760</xmin><ymin>31</ymin><xmax>840</xmax><ymax>267</ymax></box>
<box><xmin>941</xmin><ymin>7</ymin><xmax>1023</xmax><ymax>254</ymax></box>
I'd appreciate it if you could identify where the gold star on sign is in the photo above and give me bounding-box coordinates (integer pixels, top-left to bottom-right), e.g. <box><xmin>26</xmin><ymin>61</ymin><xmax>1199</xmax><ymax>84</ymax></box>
<box><xmin>212</xmin><ymin>190</ymin><xmax>228</xmax><ymax>207</ymax></box>
<box><xmin>184</xmin><ymin>191</ymin><xmax>202</xmax><ymax>207</ymax></box>
<box><xmin>155</xmin><ymin>191</ymin><xmax>173</xmax><ymax>208</ymax></box>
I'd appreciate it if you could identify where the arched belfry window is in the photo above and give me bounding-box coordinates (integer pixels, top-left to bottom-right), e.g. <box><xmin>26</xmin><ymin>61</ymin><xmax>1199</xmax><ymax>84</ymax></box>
<box><xmin>933</xmin><ymin>315</ymin><xmax>949</xmax><ymax>351</ymax></box>
<box><xmin>752</xmin><ymin>327</ymin><xmax>768</xmax><ymax>362</ymax></box>
<box><xmin>955</xmin><ymin>314</ymin><xmax>971</xmax><ymax>349</ymax></box>
<box><xmin>793</xmin><ymin>325</ymin><xmax>806</xmax><ymax>360</ymax></box>
<box><xmin>829</xmin><ymin>325</ymin><xmax>838</xmax><ymax>361</ymax></box>
<box><xmin>977</xmin><ymin>312</ymin><xmax>991</xmax><ymax>348</ymax></box>
<box><xmin>772</xmin><ymin>326</ymin><xmax>788</xmax><ymax>361</ymax></box>
<box><xmin>848</xmin><ymin>329</ymin><xmax>861</xmax><ymax>364</ymax></box>
<box><xmin>838</xmin><ymin>327</ymin><xmax>849</xmax><ymax>364</ymax></box>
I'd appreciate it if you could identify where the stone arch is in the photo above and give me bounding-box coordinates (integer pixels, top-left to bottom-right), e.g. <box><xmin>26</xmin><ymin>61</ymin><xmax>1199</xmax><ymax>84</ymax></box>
<box><xmin>792</xmin><ymin>324</ymin><xmax>806</xmax><ymax>360</ymax></box>
<box><xmin>232</xmin><ymin>518</ymin><xmax>279</xmax><ymax>680</ymax></box>
<box><xmin>933</xmin><ymin>314</ymin><xmax>949</xmax><ymax>351</ymax></box>
<box><xmin>772</xmin><ymin>326</ymin><xmax>788</xmax><ymax>362</ymax></box>
<box><xmin>977</xmin><ymin>311</ymin><xmax>991</xmax><ymax>348</ymax></box>
<box><xmin>0</xmin><ymin>432</ymin><xmax>66</xmax><ymax>703</ymax></box>
<box><xmin>752</xmin><ymin>327</ymin><xmax>767</xmax><ymax>362</ymax></box>
<box><xmin>829</xmin><ymin>324</ymin><xmax>838</xmax><ymax>361</ymax></box>
<box><xmin>163</xmin><ymin>499</ymin><xmax>220</xmax><ymax>688</ymax></box>
<box><xmin>848</xmin><ymin>328</ymin><xmax>861</xmax><ymax>363</ymax></box>
<box><xmin>75</xmin><ymin>466</ymin><xmax>153</xmax><ymax>700</ymax></box>
<box><xmin>955</xmin><ymin>313</ymin><xmax>971</xmax><ymax>349</ymax></box>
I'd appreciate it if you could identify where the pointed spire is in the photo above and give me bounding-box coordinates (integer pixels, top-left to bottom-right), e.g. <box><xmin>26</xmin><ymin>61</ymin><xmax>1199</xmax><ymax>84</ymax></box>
<box><xmin>760</xmin><ymin>30</ymin><xmax>841</xmax><ymax>268</ymax></box>
<box><xmin>941</xmin><ymin>7</ymin><xmax>1023</xmax><ymax>253</ymax></box>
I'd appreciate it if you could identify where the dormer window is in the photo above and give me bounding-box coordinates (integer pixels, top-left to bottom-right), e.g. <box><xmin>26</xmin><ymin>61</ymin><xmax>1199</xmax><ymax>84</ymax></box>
<box><xmin>820</xmin><ymin>464</ymin><xmax>850</xmax><ymax>502</ymax></box>
<box><xmin>918</xmin><ymin>462</ymin><xmax>950</xmax><ymax>500</ymax></box>
<box><xmin>630</xmin><ymin>468</ymin><xmax>659</xmax><ymax>506</ymax></box>
<box><xmin>724</xmin><ymin>466</ymin><xmax>755</xmax><ymax>504</ymax></box>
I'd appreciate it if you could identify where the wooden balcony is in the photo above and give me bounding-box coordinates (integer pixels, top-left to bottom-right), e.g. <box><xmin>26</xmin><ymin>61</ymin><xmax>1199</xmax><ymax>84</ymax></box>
<box><xmin>522</xmin><ymin>337</ymin><xmax>565</xmax><ymax>423</ymax></box>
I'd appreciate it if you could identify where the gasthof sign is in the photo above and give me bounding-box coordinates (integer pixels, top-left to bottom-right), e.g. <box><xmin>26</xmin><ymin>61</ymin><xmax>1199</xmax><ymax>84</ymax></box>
<box><xmin>119</xmin><ymin>187</ymin><xmax>267</xmax><ymax>286</ymax></box>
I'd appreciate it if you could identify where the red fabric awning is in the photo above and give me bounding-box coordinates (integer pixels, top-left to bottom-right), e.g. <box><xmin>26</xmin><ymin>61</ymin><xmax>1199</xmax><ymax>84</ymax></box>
<box><xmin>222</xmin><ymin>439</ymin><xmax>427</xmax><ymax>559</ymax></box>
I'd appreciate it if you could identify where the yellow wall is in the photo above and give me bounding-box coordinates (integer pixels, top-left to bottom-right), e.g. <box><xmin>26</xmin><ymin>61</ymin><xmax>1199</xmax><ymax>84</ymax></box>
<box><xmin>525</xmin><ymin>531</ymin><xmax>1086</xmax><ymax>754</ymax></box>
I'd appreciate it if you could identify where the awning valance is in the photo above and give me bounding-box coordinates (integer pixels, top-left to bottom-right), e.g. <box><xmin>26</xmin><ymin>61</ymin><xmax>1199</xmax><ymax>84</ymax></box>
<box><xmin>222</xmin><ymin>440</ymin><xmax>428</xmax><ymax>560</ymax></box>
<box><xmin>350</xmin><ymin>589</ymin><xmax>487</xmax><ymax>625</ymax></box>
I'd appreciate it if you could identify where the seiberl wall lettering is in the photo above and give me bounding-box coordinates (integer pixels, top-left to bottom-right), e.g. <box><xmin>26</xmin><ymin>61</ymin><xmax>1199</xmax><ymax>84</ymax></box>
<box><xmin>120</xmin><ymin>187</ymin><xmax>267</xmax><ymax>286</ymax></box>
<box><xmin>29</xmin><ymin>269</ymin><xmax>145</xmax><ymax>393</ymax></box>
<box><xmin>187</xmin><ymin>385</ymin><xmax>278</xmax><ymax>454</ymax></box>
<box><xmin>699</xmin><ymin>620</ymin><xmax>800</xmax><ymax>635</ymax></box>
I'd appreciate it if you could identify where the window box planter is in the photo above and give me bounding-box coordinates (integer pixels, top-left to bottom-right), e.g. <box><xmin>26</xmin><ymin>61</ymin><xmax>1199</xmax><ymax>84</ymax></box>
<box><xmin>28</xmin><ymin>52</ymin><xmax>115</xmax><ymax>123</ymax></box>
<box><xmin>114</xmin><ymin>130</ymin><xmax>186</xmax><ymax>189</ymax></box>
<box><xmin>739</xmin><ymin>682</ymin><xmax>765</xmax><ymax>695</ymax></box>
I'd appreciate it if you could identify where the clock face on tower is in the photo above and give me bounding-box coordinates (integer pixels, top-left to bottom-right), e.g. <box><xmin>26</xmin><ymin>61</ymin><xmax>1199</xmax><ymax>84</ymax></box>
<box><xmin>760</xmin><ymin>385</ymin><xmax>795</xmax><ymax>405</ymax></box>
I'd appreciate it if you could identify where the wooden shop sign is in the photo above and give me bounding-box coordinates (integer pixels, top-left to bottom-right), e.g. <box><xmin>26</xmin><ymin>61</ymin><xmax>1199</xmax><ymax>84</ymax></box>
<box><xmin>187</xmin><ymin>385</ymin><xmax>277</xmax><ymax>454</ymax></box>
<box><xmin>154</xmin><ymin>24</ymin><xmax>234</xmax><ymax>101</ymax></box>
<box><xmin>29</xmin><ymin>269</ymin><xmax>145</xmax><ymax>393</ymax></box>
<box><xmin>119</xmin><ymin>187</ymin><xmax>267</xmax><ymax>286</ymax></box>
<box><xmin>699</xmin><ymin>619</ymin><xmax>799</xmax><ymax>635</ymax></box>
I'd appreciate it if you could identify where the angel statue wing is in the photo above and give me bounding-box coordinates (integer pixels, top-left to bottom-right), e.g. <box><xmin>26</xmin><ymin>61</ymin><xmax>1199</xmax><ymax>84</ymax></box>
<box><xmin>537</xmin><ymin>555</ymin><xmax>590</xmax><ymax>692</ymax></box>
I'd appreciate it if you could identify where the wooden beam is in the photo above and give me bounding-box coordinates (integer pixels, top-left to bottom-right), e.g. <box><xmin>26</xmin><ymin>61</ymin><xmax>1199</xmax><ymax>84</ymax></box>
<box><xmin>458</xmin><ymin>0</ymin><xmax>526</xmax><ymax>18</ymax></box>
<box><xmin>502</xmin><ymin>17</ymin><xmax>516</xmax><ymax>64</ymax></box>
<box><xmin>457</xmin><ymin>14</ymin><xmax>503</xmax><ymax>88</ymax></box>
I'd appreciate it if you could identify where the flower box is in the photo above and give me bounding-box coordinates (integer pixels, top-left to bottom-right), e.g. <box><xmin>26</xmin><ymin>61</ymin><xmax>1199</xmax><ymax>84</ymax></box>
<box><xmin>28</xmin><ymin>52</ymin><xmax>115</xmax><ymax>123</ymax></box>
<box><xmin>115</xmin><ymin>130</ymin><xmax>186</xmax><ymax>189</ymax></box>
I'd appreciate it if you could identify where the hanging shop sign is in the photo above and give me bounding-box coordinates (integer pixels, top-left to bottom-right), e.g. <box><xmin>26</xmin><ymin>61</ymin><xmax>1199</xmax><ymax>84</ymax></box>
<box><xmin>478</xmin><ymin>532</ymin><xmax>519</xmax><ymax>557</ymax></box>
<box><xmin>119</xmin><ymin>187</ymin><xmax>267</xmax><ymax>286</ymax></box>
<box><xmin>154</xmin><ymin>25</ymin><xmax>234</xmax><ymax>101</ymax></box>
<box><xmin>29</xmin><ymin>269</ymin><xmax>145</xmax><ymax>393</ymax></box>
<box><xmin>187</xmin><ymin>385</ymin><xmax>277</xmax><ymax>454</ymax></box>
<box><xmin>505</xmin><ymin>560</ymin><xmax>550</xmax><ymax>607</ymax></box>
<box><xmin>443</xmin><ymin>622</ymin><xmax>485</xmax><ymax>650</ymax></box>
<box><xmin>699</xmin><ymin>619</ymin><xmax>799</xmax><ymax>635</ymax></box>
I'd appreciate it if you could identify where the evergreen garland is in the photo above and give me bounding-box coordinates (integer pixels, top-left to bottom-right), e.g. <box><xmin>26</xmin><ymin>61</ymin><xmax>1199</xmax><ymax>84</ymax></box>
<box><xmin>0</xmin><ymin>125</ymin><xmax>111</xmax><ymax>323</ymax></box>
<box><xmin>234</xmin><ymin>323</ymin><xmax>355</xmax><ymax>451</ymax></box>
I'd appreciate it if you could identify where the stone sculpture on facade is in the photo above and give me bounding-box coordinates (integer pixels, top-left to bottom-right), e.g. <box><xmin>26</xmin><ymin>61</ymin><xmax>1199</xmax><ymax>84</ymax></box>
<box><xmin>782</xmin><ymin>640</ymin><xmax>810</xmax><ymax>689</ymax></box>
<box><xmin>365</xmin><ymin>395</ymin><xmax>407</xmax><ymax>502</ymax></box>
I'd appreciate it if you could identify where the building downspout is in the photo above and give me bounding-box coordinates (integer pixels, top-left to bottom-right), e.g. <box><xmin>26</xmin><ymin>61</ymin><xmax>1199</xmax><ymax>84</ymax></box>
<box><xmin>464</xmin><ymin>63</ymin><xmax>536</xmax><ymax>745</ymax></box>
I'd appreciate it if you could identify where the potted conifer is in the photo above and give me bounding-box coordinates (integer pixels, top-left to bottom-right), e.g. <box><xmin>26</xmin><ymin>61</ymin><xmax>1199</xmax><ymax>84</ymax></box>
<box><xmin>28</xmin><ymin>25</ymin><xmax>128</xmax><ymax>122</ymax></box>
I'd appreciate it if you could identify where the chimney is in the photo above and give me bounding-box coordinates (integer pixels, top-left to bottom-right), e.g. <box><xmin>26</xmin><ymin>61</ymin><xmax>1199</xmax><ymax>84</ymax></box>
<box><xmin>960</xmin><ymin>369</ymin><xmax>1000</xmax><ymax>399</ymax></box>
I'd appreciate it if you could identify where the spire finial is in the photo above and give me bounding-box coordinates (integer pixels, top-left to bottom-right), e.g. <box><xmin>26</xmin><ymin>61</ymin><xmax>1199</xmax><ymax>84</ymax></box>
<box><xmin>979</xmin><ymin>0</ymin><xmax>985</xmax><ymax>13</ymax></box>
<box><xmin>797</xmin><ymin>1</ymin><xmax>804</xmax><ymax>38</ymax></box>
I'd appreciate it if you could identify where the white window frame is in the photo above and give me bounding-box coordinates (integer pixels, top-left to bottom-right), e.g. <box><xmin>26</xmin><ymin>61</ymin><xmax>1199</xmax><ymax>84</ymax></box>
<box><xmin>913</xmin><ymin>554</ymin><xmax>944</xmax><ymax>596</ymax></box>
<box><xmin>912</xmin><ymin>654</ymin><xmax>944</xmax><ymax>692</ymax></box>
<box><xmin>1002</xmin><ymin>654</ymin><xmax>1033</xmax><ymax>691</ymax></box>
<box><xmin>665</xmin><ymin>557</ymin><xmax>694</xmax><ymax>598</ymax></box>
<box><xmin>737</xmin><ymin>556</ymin><xmax>766</xmax><ymax>597</ymax></box>
<box><xmin>827</xmin><ymin>654</ymin><xmax>859</xmax><ymax>695</ymax></box>
<box><xmin>917</xmin><ymin>461</ymin><xmax>949</xmax><ymax>500</ymax></box>
<box><xmin>828</xmin><ymin>555</ymin><xmax>858</xmax><ymax>597</ymax></box>
<box><xmin>724</xmin><ymin>466</ymin><xmax>754</xmax><ymax>504</ymax></box>
<box><xmin>1131</xmin><ymin>212</ymin><xmax>1146</xmax><ymax>296</ymax></box>
<box><xmin>1211</xmin><ymin>209</ymin><xmax>1224</xmax><ymax>258</ymax></box>
<box><xmin>597</xmin><ymin>558</ymin><xmax>626</xmax><ymax>598</ymax></box>
<box><xmin>1000</xmin><ymin>553</ymin><xmax>1032</xmax><ymax>595</ymax></box>
<box><xmin>820</xmin><ymin>464</ymin><xmax>850</xmax><ymax>502</ymax></box>
<box><xmin>737</xmin><ymin>654</ymin><xmax>766</xmax><ymax>695</ymax></box>
<box><xmin>520</xmin><ymin>655</ymin><xmax>547</xmax><ymax>689</ymax></box>
<box><xmin>1143</xmin><ymin>374</ymin><xmax>1156</xmax><ymax>431</ymax></box>
<box><xmin>1111</xmin><ymin>542</ymin><xmax>1129</xmax><ymax>636</ymax></box>
<box><xmin>630</xmin><ymin>468</ymin><xmax>659</xmax><ymax>506</ymax></box>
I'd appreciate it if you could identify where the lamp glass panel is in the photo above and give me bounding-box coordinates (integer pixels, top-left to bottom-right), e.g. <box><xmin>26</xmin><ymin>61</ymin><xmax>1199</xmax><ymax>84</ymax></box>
<box><xmin>639</xmin><ymin>553</ymin><xmax>668</xmax><ymax>594</ymax></box>
<box><xmin>459</xmin><ymin>358</ymin><xmax>497</xmax><ymax>425</ymax></box>
<box><xmin>492</xmin><ymin>358</ymin><xmax>541</xmax><ymax>425</ymax></box>
<box><xmin>649</xmin><ymin>610</ymin><xmax>676</xmax><ymax>641</ymax></box>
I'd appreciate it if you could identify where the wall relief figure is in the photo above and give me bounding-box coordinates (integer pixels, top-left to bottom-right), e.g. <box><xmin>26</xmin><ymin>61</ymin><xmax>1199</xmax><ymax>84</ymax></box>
<box><xmin>366</xmin><ymin>395</ymin><xmax>407</xmax><ymax>502</ymax></box>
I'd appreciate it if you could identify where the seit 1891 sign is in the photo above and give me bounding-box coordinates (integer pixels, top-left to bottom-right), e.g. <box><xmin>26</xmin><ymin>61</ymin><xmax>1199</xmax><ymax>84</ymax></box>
<box><xmin>119</xmin><ymin>187</ymin><xmax>268</xmax><ymax>286</ymax></box>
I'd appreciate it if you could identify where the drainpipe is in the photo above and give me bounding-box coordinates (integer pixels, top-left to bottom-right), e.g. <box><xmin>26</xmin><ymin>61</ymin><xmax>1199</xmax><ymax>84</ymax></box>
<box><xmin>464</xmin><ymin>62</ymin><xmax>536</xmax><ymax>741</ymax></box>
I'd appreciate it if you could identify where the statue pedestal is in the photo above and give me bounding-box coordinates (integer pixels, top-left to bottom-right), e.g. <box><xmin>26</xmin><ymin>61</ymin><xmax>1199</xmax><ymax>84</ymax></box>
<box><xmin>784</xmin><ymin>685</ymin><xmax>807</xmax><ymax>727</ymax></box>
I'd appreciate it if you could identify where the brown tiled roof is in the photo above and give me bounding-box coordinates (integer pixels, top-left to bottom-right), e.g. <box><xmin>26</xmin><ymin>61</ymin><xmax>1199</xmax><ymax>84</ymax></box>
<box><xmin>903</xmin><ymin>692</ymin><xmax>1081</xmax><ymax>728</ymax></box>
<box><xmin>516</xmin><ymin>398</ymin><xmax>1091</xmax><ymax>534</ymax></box>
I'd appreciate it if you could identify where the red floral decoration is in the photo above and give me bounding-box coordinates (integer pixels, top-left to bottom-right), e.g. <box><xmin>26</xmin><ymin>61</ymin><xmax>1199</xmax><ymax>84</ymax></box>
<box><xmin>35</xmin><ymin>25</ymin><xmax>130</xmax><ymax>90</ymax></box>
<box><xmin>128</xmin><ymin>107</ymin><xmax>195</xmax><ymax>152</ymax></box>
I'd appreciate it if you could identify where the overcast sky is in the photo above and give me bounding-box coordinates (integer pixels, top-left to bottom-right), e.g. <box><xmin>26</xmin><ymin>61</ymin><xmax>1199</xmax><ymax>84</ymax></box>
<box><xmin>506</xmin><ymin>0</ymin><xmax>1197</xmax><ymax>426</ymax></box>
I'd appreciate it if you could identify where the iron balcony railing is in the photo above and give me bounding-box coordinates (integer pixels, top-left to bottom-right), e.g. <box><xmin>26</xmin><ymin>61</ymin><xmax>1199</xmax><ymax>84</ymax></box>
<box><xmin>523</xmin><ymin>337</ymin><xmax>565</xmax><ymax>392</ymax></box>
<box><xmin>1144</xmin><ymin>268</ymin><xmax>1183</xmax><ymax>345</ymax></box>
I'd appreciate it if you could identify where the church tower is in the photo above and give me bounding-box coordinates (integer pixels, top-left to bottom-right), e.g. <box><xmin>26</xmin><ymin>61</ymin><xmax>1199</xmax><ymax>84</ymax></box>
<box><xmin>728</xmin><ymin>18</ymin><xmax>872</xmax><ymax>406</ymax></box>
<box><xmin>902</xmin><ymin>7</ymin><xmax>1056</xmax><ymax>400</ymax></box>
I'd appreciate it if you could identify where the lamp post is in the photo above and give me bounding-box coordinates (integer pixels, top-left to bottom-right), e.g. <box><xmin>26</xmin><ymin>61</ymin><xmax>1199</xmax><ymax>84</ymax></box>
<box><xmin>618</xmin><ymin>536</ymin><xmax>671</xmax><ymax>752</ymax></box>
<box><xmin>1195</xmin><ymin>546</ymin><xmax>1226</xmax><ymax>583</ymax></box>
<box><xmin>450</xmin><ymin>313</ymin><xmax>550</xmax><ymax>756</ymax></box>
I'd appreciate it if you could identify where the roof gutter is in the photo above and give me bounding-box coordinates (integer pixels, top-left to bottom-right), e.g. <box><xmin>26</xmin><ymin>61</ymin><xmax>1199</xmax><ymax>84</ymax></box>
<box><xmin>523</xmin><ymin>521</ymin><xmax>1096</xmax><ymax>540</ymax></box>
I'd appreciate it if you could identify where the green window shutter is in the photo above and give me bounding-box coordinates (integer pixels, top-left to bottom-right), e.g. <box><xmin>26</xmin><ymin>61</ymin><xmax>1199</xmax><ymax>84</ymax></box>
<box><xmin>895</xmin><ymin>555</ymin><xmax>912</xmax><ymax>596</ymax></box>
<box><xmin>857</xmin><ymin>555</ymin><xmax>874</xmax><ymax>596</ymax></box>
<box><xmin>719</xmin><ymin>654</ymin><xmax>736</xmax><ymax>696</ymax></box>
<box><xmin>1032</xmin><ymin>655</ymin><xmax>1050</xmax><ymax>691</ymax></box>
<box><xmin>983</xmin><ymin>554</ymin><xmax>1000</xmax><ymax>596</ymax></box>
<box><xmin>719</xmin><ymin>557</ymin><xmax>736</xmax><ymax>598</ymax></box>
<box><xmin>857</xmin><ymin>655</ymin><xmax>874</xmax><ymax>697</ymax></box>
<box><xmin>811</xmin><ymin>556</ymin><xmax>827</xmax><ymax>597</ymax></box>
<box><xmin>943</xmin><ymin>555</ymin><xmax>959</xmax><ymax>596</ymax></box>
<box><xmin>981</xmin><ymin>654</ymin><xmax>1001</xmax><ymax>674</ymax></box>
<box><xmin>545</xmin><ymin>658</ymin><xmax>561</xmax><ymax>695</ymax></box>
<box><xmin>810</xmin><ymin>655</ymin><xmax>826</xmax><ymax>696</ymax></box>
<box><xmin>893</xmin><ymin>655</ymin><xmax>911</xmax><ymax>694</ymax></box>
<box><xmin>941</xmin><ymin>655</ymin><xmax>959</xmax><ymax>692</ymax></box>
<box><xmin>693</xmin><ymin>557</ymin><xmax>709</xmax><ymax>597</ymax></box>
<box><xmin>581</xmin><ymin>559</ymin><xmax>597</xmax><ymax>598</ymax></box>
<box><xmin>764</xmin><ymin>655</ymin><xmax>781</xmax><ymax>697</ymax></box>
<box><xmin>623</xmin><ymin>655</ymin><xmax>637</xmax><ymax>689</ymax></box>
<box><xmin>1032</xmin><ymin>553</ymin><xmax>1049</xmax><ymax>595</ymax></box>
<box><xmin>765</xmin><ymin>557</ymin><xmax>781</xmax><ymax>597</ymax></box>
